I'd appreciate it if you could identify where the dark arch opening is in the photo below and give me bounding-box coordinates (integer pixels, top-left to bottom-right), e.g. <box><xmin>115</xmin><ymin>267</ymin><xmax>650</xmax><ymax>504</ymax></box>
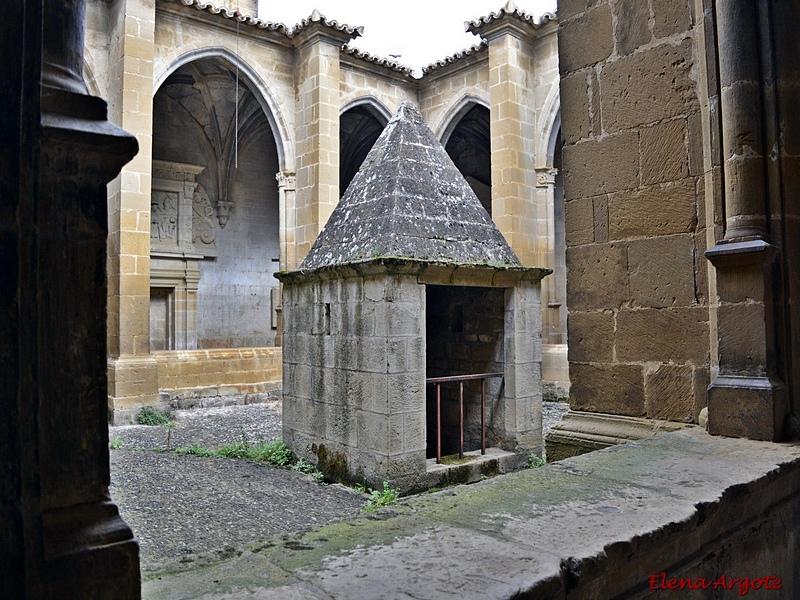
<box><xmin>444</xmin><ymin>104</ymin><xmax>491</xmax><ymax>215</ymax></box>
<box><xmin>340</xmin><ymin>104</ymin><xmax>387</xmax><ymax>196</ymax></box>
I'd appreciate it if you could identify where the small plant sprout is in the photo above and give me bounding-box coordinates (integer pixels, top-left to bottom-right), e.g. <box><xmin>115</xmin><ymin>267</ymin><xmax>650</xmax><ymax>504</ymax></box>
<box><xmin>109</xmin><ymin>436</ymin><xmax>123</xmax><ymax>450</ymax></box>
<box><xmin>361</xmin><ymin>481</ymin><xmax>400</xmax><ymax>512</ymax></box>
<box><xmin>292</xmin><ymin>458</ymin><xmax>326</xmax><ymax>485</ymax></box>
<box><xmin>528</xmin><ymin>453</ymin><xmax>546</xmax><ymax>469</ymax></box>
<box><xmin>165</xmin><ymin>421</ymin><xmax>176</xmax><ymax>449</ymax></box>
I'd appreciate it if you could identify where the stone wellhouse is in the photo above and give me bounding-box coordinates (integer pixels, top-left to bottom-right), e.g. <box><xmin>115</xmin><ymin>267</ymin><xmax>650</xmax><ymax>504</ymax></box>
<box><xmin>277</xmin><ymin>103</ymin><xmax>549</xmax><ymax>492</ymax></box>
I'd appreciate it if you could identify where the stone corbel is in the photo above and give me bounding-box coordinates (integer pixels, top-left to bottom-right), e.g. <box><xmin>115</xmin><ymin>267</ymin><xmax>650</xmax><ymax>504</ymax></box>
<box><xmin>215</xmin><ymin>199</ymin><xmax>235</xmax><ymax>229</ymax></box>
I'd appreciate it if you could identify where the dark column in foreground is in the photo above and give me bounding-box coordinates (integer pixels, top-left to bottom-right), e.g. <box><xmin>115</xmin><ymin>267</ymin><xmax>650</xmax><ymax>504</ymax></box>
<box><xmin>1</xmin><ymin>0</ymin><xmax>140</xmax><ymax>597</ymax></box>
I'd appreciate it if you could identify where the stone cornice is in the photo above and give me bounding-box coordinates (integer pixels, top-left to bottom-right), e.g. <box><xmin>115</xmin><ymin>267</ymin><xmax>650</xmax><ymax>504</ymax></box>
<box><xmin>420</xmin><ymin>43</ymin><xmax>488</xmax><ymax>79</ymax></box>
<box><xmin>289</xmin><ymin>9</ymin><xmax>362</xmax><ymax>50</ymax></box>
<box><xmin>275</xmin><ymin>257</ymin><xmax>550</xmax><ymax>286</ymax></box>
<box><xmin>340</xmin><ymin>46</ymin><xmax>415</xmax><ymax>79</ymax></box>
<box><xmin>158</xmin><ymin>0</ymin><xmax>293</xmax><ymax>47</ymax></box>
<box><xmin>467</xmin><ymin>1</ymin><xmax>557</xmax><ymax>43</ymax></box>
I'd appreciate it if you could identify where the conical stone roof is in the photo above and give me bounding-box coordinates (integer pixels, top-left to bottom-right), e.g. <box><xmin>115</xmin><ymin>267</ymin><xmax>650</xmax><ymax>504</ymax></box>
<box><xmin>300</xmin><ymin>102</ymin><xmax>521</xmax><ymax>270</ymax></box>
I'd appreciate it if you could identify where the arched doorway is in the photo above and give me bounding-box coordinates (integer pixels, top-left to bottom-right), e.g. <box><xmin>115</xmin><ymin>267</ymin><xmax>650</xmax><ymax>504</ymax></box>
<box><xmin>151</xmin><ymin>57</ymin><xmax>281</xmax><ymax>350</ymax></box>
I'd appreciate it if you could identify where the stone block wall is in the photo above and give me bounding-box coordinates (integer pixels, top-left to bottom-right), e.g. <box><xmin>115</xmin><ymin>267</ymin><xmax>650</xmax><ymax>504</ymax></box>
<box><xmin>281</xmin><ymin>262</ymin><xmax>546</xmax><ymax>490</ymax></box>
<box><xmin>282</xmin><ymin>271</ymin><xmax>427</xmax><ymax>487</ymax></box>
<box><xmin>154</xmin><ymin>347</ymin><xmax>282</xmax><ymax>410</ymax></box>
<box><xmin>559</xmin><ymin>0</ymin><xmax>709</xmax><ymax>425</ymax></box>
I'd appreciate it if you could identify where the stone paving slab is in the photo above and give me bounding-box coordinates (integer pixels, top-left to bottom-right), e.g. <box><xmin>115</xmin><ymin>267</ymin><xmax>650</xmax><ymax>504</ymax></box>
<box><xmin>139</xmin><ymin>428</ymin><xmax>800</xmax><ymax>599</ymax></box>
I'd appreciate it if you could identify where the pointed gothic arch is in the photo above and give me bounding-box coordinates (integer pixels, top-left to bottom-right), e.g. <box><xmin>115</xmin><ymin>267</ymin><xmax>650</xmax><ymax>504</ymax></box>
<box><xmin>156</xmin><ymin>47</ymin><xmax>292</xmax><ymax>172</ymax></box>
<box><xmin>340</xmin><ymin>97</ymin><xmax>390</xmax><ymax>196</ymax></box>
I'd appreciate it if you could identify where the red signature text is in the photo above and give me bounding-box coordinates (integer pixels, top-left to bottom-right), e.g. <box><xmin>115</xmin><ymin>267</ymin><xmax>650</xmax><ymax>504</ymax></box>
<box><xmin>648</xmin><ymin>572</ymin><xmax>782</xmax><ymax>596</ymax></box>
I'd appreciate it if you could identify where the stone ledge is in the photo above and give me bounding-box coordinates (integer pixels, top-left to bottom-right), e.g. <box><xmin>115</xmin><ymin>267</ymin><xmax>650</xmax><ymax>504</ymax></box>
<box><xmin>545</xmin><ymin>409</ymin><xmax>694</xmax><ymax>461</ymax></box>
<box><xmin>143</xmin><ymin>429</ymin><xmax>800</xmax><ymax>598</ymax></box>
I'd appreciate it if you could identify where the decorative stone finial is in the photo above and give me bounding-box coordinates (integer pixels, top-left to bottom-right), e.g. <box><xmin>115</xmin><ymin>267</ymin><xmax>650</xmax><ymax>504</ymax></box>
<box><xmin>216</xmin><ymin>200</ymin><xmax>235</xmax><ymax>229</ymax></box>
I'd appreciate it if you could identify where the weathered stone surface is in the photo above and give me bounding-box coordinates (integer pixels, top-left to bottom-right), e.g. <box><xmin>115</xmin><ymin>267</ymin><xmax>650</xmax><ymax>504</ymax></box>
<box><xmin>627</xmin><ymin>234</ymin><xmax>695</xmax><ymax>308</ymax></box>
<box><xmin>568</xmin><ymin>310</ymin><xmax>614</xmax><ymax>362</ymax></box>
<box><xmin>564</xmin><ymin>197</ymin><xmax>594</xmax><ymax>246</ymax></box>
<box><xmin>558</xmin><ymin>4</ymin><xmax>613</xmax><ymax>73</ymax></box>
<box><xmin>614</xmin><ymin>0</ymin><xmax>651</xmax><ymax>56</ymax></box>
<box><xmin>608</xmin><ymin>179</ymin><xmax>697</xmax><ymax>240</ymax></box>
<box><xmin>652</xmin><ymin>0</ymin><xmax>693</xmax><ymax>38</ymax></box>
<box><xmin>593</xmin><ymin>195</ymin><xmax>609</xmax><ymax>242</ymax></box>
<box><xmin>146</xmin><ymin>430</ymin><xmax>800</xmax><ymax>599</ymax></box>
<box><xmin>301</xmin><ymin>103</ymin><xmax>520</xmax><ymax>270</ymax></box>
<box><xmin>566</xmin><ymin>242</ymin><xmax>629</xmax><ymax>310</ymax></box>
<box><xmin>708</xmin><ymin>377</ymin><xmax>787</xmax><ymax>441</ymax></box>
<box><xmin>601</xmin><ymin>39</ymin><xmax>698</xmax><ymax>132</ymax></box>
<box><xmin>714</xmin><ymin>263</ymin><xmax>767</xmax><ymax>304</ymax></box>
<box><xmin>563</xmin><ymin>132</ymin><xmax>639</xmax><ymax>198</ymax></box>
<box><xmin>717</xmin><ymin>303</ymin><xmax>768</xmax><ymax>375</ymax></box>
<box><xmin>645</xmin><ymin>364</ymin><xmax>694</xmax><ymax>421</ymax></box>
<box><xmin>570</xmin><ymin>362</ymin><xmax>645</xmax><ymax>416</ymax></box>
<box><xmin>557</xmin><ymin>0</ymin><xmax>586</xmax><ymax>21</ymax></box>
<box><xmin>560</xmin><ymin>72</ymin><xmax>590</xmax><ymax>144</ymax></box>
<box><xmin>616</xmin><ymin>307</ymin><xmax>709</xmax><ymax>363</ymax></box>
<box><xmin>640</xmin><ymin>119</ymin><xmax>689</xmax><ymax>185</ymax></box>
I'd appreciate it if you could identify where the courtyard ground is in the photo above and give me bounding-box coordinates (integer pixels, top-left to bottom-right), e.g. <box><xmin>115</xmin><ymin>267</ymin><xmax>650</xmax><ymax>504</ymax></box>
<box><xmin>109</xmin><ymin>401</ymin><xmax>569</xmax><ymax>578</ymax></box>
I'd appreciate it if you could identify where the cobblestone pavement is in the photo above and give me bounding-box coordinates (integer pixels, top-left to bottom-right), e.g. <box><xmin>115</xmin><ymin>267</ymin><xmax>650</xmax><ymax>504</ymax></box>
<box><xmin>109</xmin><ymin>401</ymin><xmax>569</xmax><ymax>576</ymax></box>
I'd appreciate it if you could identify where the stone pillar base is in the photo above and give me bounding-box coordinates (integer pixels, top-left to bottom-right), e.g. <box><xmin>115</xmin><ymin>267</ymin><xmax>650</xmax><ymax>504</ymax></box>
<box><xmin>39</xmin><ymin>501</ymin><xmax>140</xmax><ymax>597</ymax></box>
<box><xmin>545</xmin><ymin>410</ymin><xmax>694</xmax><ymax>461</ymax></box>
<box><xmin>707</xmin><ymin>375</ymin><xmax>788</xmax><ymax>441</ymax></box>
<box><xmin>107</xmin><ymin>356</ymin><xmax>160</xmax><ymax>424</ymax></box>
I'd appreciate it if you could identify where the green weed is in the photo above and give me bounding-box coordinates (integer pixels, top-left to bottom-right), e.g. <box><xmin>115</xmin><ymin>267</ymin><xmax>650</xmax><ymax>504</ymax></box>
<box><xmin>361</xmin><ymin>481</ymin><xmax>400</xmax><ymax>512</ymax></box>
<box><xmin>528</xmin><ymin>453</ymin><xmax>546</xmax><ymax>469</ymax></box>
<box><xmin>137</xmin><ymin>406</ymin><xmax>175</xmax><ymax>427</ymax></box>
<box><xmin>109</xmin><ymin>435</ymin><xmax>123</xmax><ymax>450</ymax></box>
<box><xmin>292</xmin><ymin>458</ymin><xmax>326</xmax><ymax>484</ymax></box>
<box><xmin>174</xmin><ymin>444</ymin><xmax>214</xmax><ymax>458</ymax></box>
<box><xmin>216</xmin><ymin>434</ymin><xmax>292</xmax><ymax>467</ymax></box>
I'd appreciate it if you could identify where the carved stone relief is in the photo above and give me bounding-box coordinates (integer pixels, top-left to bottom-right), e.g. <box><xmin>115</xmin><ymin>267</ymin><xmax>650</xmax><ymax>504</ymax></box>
<box><xmin>151</xmin><ymin>160</ymin><xmax>217</xmax><ymax>257</ymax></box>
<box><xmin>151</xmin><ymin>190</ymin><xmax>179</xmax><ymax>244</ymax></box>
<box><xmin>192</xmin><ymin>183</ymin><xmax>217</xmax><ymax>253</ymax></box>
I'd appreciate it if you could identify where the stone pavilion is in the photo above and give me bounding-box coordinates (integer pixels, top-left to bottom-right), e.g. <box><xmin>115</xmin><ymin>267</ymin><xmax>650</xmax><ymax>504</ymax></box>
<box><xmin>278</xmin><ymin>103</ymin><xmax>549</xmax><ymax>492</ymax></box>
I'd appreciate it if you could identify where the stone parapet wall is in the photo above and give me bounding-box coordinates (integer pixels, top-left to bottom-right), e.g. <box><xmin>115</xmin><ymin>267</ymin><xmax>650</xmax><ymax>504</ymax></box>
<box><xmin>153</xmin><ymin>347</ymin><xmax>282</xmax><ymax>409</ymax></box>
<box><xmin>109</xmin><ymin>347</ymin><xmax>282</xmax><ymax>422</ymax></box>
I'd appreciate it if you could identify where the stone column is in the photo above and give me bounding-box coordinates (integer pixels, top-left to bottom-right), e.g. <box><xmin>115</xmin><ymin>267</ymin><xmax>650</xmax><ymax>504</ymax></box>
<box><xmin>277</xmin><ymin>170</ymin><xmax>298</xmax><ymax>271</ymax></box>
<box><xmin>105</xmin><ymin>0</ymin><xmax>159</xmax><ymax>423</ymax></box>
<box><xmin>536</xmin><ymin>167</ymin><xmax>569</xmax><ymax>398</ymax></box>
<box><xmin>291</xmin><ymin>14</ymin><xmax>355</xmax><ymax>263</ymax></box>
<box><xmin>535</xmin><ymin>167</ymin><xmax>559</xmax><ymax>330</ymax></box>
<box><xmin>475</xmin><ymin>15</ymin><xmax>538</xmax><ymax>266</ymax></box>
<box><xmin>3</xmin><ymin>0</ymin><xmax>140</xmax><ymax>595</ymax></box>
<box><xmin>276</xmin><ymin>170</ymin><xmax>297</xmax><ymax>346</ymax></box>
<box><xmin>705</xmin><ymin>0</ymin><xmax>787</xmax><ymax>441</ymax></box>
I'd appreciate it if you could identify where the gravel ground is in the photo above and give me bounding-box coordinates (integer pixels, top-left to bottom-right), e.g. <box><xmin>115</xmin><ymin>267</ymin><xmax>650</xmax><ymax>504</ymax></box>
<box><xmin>109</xmin><ymin>401</ymin><xmax>568</xmax><ymax>576</ymax></box>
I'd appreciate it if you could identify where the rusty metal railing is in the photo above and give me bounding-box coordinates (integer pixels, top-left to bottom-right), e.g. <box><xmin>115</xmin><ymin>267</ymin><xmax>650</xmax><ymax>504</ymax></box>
<box><xmin>426</xmin><ymin>372</ymin><xmax>504</xmax><ymax>464</ymax></box>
